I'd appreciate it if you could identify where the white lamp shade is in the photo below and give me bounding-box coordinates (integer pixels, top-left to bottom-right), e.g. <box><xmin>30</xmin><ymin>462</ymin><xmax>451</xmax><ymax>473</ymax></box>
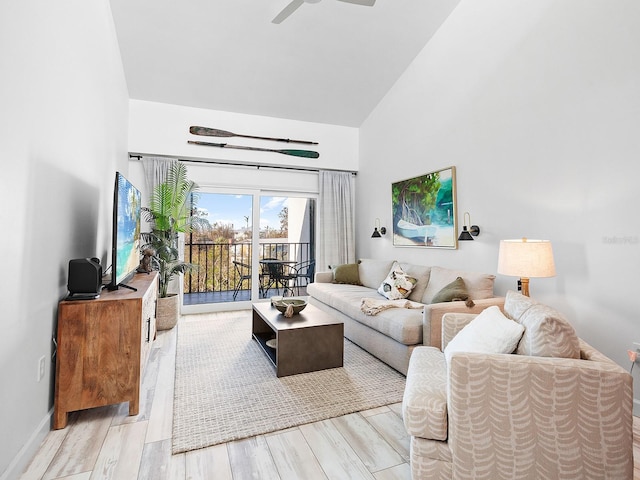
<box><xmin>497</xmin><ymin>238</ymin><xmax>556</xmax><ymax>278</ymax></box>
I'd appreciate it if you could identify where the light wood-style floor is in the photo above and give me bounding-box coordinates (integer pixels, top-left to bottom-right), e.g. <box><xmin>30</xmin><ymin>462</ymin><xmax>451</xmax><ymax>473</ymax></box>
<box><xmin>19</xmin><ymin>313</ymin><xmax>640</xmax><ymax>480</ymax></box>
<box><xmin>20</xmin><ymin>314</ymin><xmax>410</xmax><ymax>480</ymax></box>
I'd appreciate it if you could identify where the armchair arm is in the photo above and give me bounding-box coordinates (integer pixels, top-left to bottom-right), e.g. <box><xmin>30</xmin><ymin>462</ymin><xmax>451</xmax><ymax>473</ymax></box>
<box><xmin>440</xmin><ymin>312</ymin><xmax>477</xmax><ymax>350</ymax></box>
<box><xmin>423</xmin><ymin>297</ymin><xmax>505</xmax><ymax>350</ymax></box>
<box><xmin>314</xmin><ymin>271</ymin><xmax>333</xmax><ymax>283</ymax></box>
<box><xmin>447</xmin><ymin>352</ymin><xmax>634</xmax><ymax>479</ymax></box>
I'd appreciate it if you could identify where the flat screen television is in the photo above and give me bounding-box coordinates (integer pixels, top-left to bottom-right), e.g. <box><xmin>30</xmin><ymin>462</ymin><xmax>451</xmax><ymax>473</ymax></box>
<box><xmin>108</xmin><ymin>171</ymin><xmax>142</xmax><ymax>290</ymax></box>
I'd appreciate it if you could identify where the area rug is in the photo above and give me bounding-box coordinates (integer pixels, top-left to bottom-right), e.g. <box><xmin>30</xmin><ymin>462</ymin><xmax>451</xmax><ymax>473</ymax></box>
<box><xmin>172</xmin><ymin>310</ymin><xmax>406</xmax><ymax>454</ymax></box>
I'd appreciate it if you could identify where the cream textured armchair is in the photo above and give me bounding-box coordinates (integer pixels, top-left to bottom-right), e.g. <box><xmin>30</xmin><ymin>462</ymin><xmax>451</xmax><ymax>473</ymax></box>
<box><xmin>403</xmin><ymin>291</ymin><xmax>634</xmax><ymax>480</ymax></box>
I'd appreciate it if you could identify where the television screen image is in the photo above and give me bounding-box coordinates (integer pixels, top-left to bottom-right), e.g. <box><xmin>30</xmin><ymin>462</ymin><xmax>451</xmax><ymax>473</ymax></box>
<box><xmin>110</xmin><ymin>172</ymin><xmax>141</xmax><ymax>290</ymax></box>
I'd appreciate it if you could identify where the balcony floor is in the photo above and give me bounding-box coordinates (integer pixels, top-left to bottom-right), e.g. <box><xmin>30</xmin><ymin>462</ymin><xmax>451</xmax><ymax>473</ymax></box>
<box><xmin>183</xmin><ymin>286</ymin><xmax>308</xmax><ymax>305</ymax></box>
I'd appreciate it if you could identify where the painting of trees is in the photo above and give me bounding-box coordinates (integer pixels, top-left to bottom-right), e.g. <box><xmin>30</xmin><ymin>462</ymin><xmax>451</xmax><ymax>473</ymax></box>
<box><xmin>391</xmin><ymin>167</ymin><xmax>457</xmax><ymax>248</ymax></box>
<box><xmin>392</xmin><ymin>171</ymin><xmax>441</xmax><ymax>227</ymax></box>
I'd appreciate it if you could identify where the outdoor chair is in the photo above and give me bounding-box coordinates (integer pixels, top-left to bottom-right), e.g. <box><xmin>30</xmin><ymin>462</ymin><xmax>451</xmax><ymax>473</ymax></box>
<box><xmin>232</xmin><ymin>261</ymin><xmax>252</xmax><ymax>300</ymax></box>
<box><xmin>292</xmin><ymin>260</ymin><xmax>315</xmax><ymax>295</ymax></box>
<box><xmin>261</xmin><ymin>259</ymin><xmax>296</xmax><ymax>297</ymax></box>
<box><xmin>259</xmin><ymin>258</ymin><xmax>277</xmax><ymax>297</ymax></box>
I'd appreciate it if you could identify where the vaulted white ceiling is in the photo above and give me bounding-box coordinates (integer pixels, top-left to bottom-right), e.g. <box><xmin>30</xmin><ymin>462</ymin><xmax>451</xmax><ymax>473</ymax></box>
<box><xmin>109</xmin><ymin>0</ymin><xmax>461</xmax><ymax>127</ymax></box>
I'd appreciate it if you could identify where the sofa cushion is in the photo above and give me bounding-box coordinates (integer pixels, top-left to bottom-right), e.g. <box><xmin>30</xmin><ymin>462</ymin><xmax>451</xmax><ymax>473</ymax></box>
<box><xmin>331</xmin><ymin>263</ymin><xmax>361</xmax><ymax>285</ymax></box>
<box><xmin>308</xmin><ymin>281</ymin><xmax>374</xmax><ymax>311</ymax></box>
<box><xmin>398</xmin><ymin>262</ymin><xmax>431</xmax><ymax>302</ymax></box>
<box><xmin>421</xmin><ymin>266</ymin><xmax>495</xmax><ymax>304</ymax></box>
<box><xmin>307</xmin><ymin>281</ymin><xmax>424</xmax><ymax>345</ymax></box>
<box><xmin>358</xmin><ymin>258</ymin><xmax>395</xmax><ymax>289</ymax></box>
<box><xmin>431</xmin><ymin>277</ymin><xmax>473</xmax><ymax>307</ymax></box>
<box><xmin>443</xmin><ymin>306</ymin><xmax>524</xmax><ymax>365</ymax></box>
<box><xmin>403</xmin><ymin>346</ymin><xmax>448</xmax><ymax>441</ymax></box>
<box><xmin>351</xmin><ymin>304</ymin><xmax>424</xmax><ymax>346</ymax></box>
<box><xmin>377</xmin><ymin>263</ymin><xmax>418</xmax><ymax>300</ymax></box>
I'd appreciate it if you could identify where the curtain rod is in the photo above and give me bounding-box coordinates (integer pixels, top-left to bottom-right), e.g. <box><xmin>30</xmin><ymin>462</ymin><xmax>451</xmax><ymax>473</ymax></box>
<box><xmin>129</xmin><ymin>154</ymin><xmax>357</xmax><ymax>175</ymax></box>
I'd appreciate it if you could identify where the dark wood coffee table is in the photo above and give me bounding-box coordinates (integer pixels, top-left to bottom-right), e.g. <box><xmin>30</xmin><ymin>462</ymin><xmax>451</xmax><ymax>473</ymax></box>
<box><xmin>252</xmin><ymin>301</ymin><xmax>344</xmax><ymax>377</ymax></box>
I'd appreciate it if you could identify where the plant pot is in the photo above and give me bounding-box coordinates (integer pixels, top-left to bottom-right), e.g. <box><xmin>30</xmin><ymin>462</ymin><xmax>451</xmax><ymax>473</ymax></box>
<box><xmin>156</xmin><ymin>294</ymin><xmax>179</xmax><ymax>331</ymax></box>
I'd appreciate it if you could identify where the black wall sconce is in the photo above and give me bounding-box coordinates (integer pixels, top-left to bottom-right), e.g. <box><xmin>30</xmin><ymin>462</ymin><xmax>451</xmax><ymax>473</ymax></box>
<box><xmin>458</xmin><ymin>212</ymin><xmax>480</xmax><ymax>241</ymax></box>
<box><xmin>371</xmin><ymin>218</ymin><xmax>387</xmax><ymax>238</ymax></box>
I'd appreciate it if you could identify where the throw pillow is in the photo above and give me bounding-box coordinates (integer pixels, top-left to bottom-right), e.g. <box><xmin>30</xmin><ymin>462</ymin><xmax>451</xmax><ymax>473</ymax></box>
<box><xmin>504</xmin><ymin>290</ymin><xmax>581</xmax><ymax>359</ymax></box>
<box><xmin>331</xmin><ymin>263</ymin><xmax>361</xmax><ymax>285</ymax></box>
<box><xmin>431</xmin><ymin>277</ymin><xmax>475</xmax><ymax>307</ymax></box>
<box><xmin>398</xmin><ymin>262</ymin><xmax>431</xmax><ymax>302</ymax></box>
<box><xmin>516</xmin><ymin>304</ymin><xmax>581</xmax><ymax>359</ymax></box>
<box><xmin>421</xmin><ymin>266</ymin><xmax>495</xmax><ymax>304</ymax></box>
<box><xmin>378</xmin><ymin>265</ymin><xmax>418</xmax><ymax>300</ymax></box>
<box><xmin>503</xmin><ymin>289</ymin><xmax>536</xmax><ymax>320</ymax></box>
<box><xmin>444</xmin><ymin>306</ymin><xmax>525</xmax><ymax>365</ymax></box>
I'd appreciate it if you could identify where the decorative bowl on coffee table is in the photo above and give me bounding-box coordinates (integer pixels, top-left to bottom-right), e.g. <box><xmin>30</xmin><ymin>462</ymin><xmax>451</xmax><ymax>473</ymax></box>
<box><xmin>273</xmin><ymin>299</ymin><xmax>307</xmax><ymax>315</ymax></box>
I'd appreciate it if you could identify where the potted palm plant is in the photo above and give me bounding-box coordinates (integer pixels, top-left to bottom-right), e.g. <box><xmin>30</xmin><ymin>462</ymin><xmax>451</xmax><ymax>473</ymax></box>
<box><xmin>142</xmin><ymin>161</ymin><xmax>207</xmax><ymax>330</ymax></box>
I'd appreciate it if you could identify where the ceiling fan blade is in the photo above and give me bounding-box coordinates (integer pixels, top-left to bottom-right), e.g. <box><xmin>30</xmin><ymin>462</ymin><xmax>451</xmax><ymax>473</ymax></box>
<box><xmin>272</xmin><ymin>0</ymin><xmax>305</xmax><ymax>24</ymax></box>
<box><xmin>337</xmin><ymin>0</ymin><xmax>376</xmax><ymax>6</ymax></box>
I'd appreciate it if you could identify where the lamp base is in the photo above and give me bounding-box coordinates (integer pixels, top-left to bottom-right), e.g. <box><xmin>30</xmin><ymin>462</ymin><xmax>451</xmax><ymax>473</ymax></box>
<box><xmin>519</xmin><ymin>277</ymin><xmax>530</xmax><ymax>297</ymax></box>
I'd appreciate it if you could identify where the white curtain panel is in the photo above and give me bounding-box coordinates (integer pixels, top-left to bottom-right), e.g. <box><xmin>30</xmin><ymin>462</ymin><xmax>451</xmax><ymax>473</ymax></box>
<box><xmin>317</xmin><ymin>170</ymin><xmax>356</xmax><ymax>272</ymax></box>
<box><xmin>140</xmin><ymin>155</ymin><xmax>175</xmax><ymax>244</ymax></box>
<box><xmin>141</xmin><ymin>156</ymin><xmax>174</xmax><ymax>194</ymax></box>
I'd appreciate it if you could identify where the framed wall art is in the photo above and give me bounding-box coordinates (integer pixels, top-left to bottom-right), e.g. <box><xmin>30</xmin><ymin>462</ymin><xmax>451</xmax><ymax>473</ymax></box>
<box><xmin>391</xmin><ymin>166</ymin><xmax>458</xmax><ymax>248</ymax></box>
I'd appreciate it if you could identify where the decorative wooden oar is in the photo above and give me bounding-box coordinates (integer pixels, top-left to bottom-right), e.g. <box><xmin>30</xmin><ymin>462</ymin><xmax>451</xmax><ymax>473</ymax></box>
<box><xmin>188</xmin><ymin>140</ymin><xmax>320</xmax><ymax>159</ymax></box>
<box><xmin>190</xmin><ymin>126</ymin><xmax>318</xmax><ymax>145</ymax></box>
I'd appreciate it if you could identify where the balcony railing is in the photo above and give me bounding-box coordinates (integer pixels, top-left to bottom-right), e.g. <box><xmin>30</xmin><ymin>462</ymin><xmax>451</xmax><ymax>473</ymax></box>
<box><xmin>183</xmin><ymin>241</ymin><xmax>312</xmax><ymax>303</ymax></box>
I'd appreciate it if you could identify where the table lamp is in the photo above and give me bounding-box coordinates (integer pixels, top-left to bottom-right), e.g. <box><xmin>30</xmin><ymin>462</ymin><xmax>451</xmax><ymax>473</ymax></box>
<box><xmin>497</xmin><ymin>238</ymin><xmax>556</xmax><ymax>296</ymax></box>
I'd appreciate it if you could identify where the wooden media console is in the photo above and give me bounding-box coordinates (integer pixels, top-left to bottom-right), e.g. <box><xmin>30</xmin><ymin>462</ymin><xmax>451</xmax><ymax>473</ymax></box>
<box><xmin>53</xmin><ymin>272</ymin><xmax>158</xmax><ymax>429</ymax></box>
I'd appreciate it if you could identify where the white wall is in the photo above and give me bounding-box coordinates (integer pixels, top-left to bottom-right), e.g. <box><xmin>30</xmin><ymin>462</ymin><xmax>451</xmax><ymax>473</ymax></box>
<box><xmin>126</xmin><ymin>99</ymin><xmax>358</xmax><ymax>219</ymax></box>
<box><xmin>357</xmin><ymin>0</ymin><xmax>640</xmax><ymax>406</ymax></box>
<box><xmin>128</xmin><ymin>100</ymin><xmax>359</xmax><ymax>173</ymax></box>
<box><xmin>0</xmin><ymin>1</ymin><xmax>129</xmax><ymax>477</ymax></box>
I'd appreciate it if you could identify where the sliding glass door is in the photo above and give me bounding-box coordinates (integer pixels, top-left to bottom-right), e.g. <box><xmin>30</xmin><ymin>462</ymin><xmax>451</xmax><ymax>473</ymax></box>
<box><xmin>259</xmin><ymin>195</ymin><xmax>315</xmax><ymax>299</ymax></box>
<box><xmin>183</xmin><ymin>192</ymin><xmax>254</xmax><ymax>304</ymax></box>
<box><xmin>183</xmin><ymin>189</ymin><xmax>315</xmax><ymax>310</ymax></box>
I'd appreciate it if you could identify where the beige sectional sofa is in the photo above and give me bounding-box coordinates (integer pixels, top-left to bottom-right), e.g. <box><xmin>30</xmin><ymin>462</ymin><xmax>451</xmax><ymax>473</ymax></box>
<box><xmin>403</xmin><ymin>290</ymin><xmax>634</xmax><ymax>479</ymax></box>
<box><xmin>307</xmin><ymin>258</ymin><xmax>504</xmax><ymax>375</ymax></box>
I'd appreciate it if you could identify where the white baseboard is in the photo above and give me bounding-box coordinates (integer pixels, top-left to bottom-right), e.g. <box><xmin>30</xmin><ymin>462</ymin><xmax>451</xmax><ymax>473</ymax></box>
<box><xmin>0</xmin><ymin>409</ymin><xmax>52</xmax><ymax>480</ymax></box>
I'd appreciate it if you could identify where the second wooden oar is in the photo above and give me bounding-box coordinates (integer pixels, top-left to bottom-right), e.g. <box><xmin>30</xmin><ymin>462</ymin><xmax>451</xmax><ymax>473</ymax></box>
<box><xmin>190</xmin><ymin>126</ymin><xmax>318</xmax><ymax>145</ymax></box>
<box><xmin>188</xmin><ymin>140</ymin><xmax>320</xmax><ymax>158</ymax></box>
